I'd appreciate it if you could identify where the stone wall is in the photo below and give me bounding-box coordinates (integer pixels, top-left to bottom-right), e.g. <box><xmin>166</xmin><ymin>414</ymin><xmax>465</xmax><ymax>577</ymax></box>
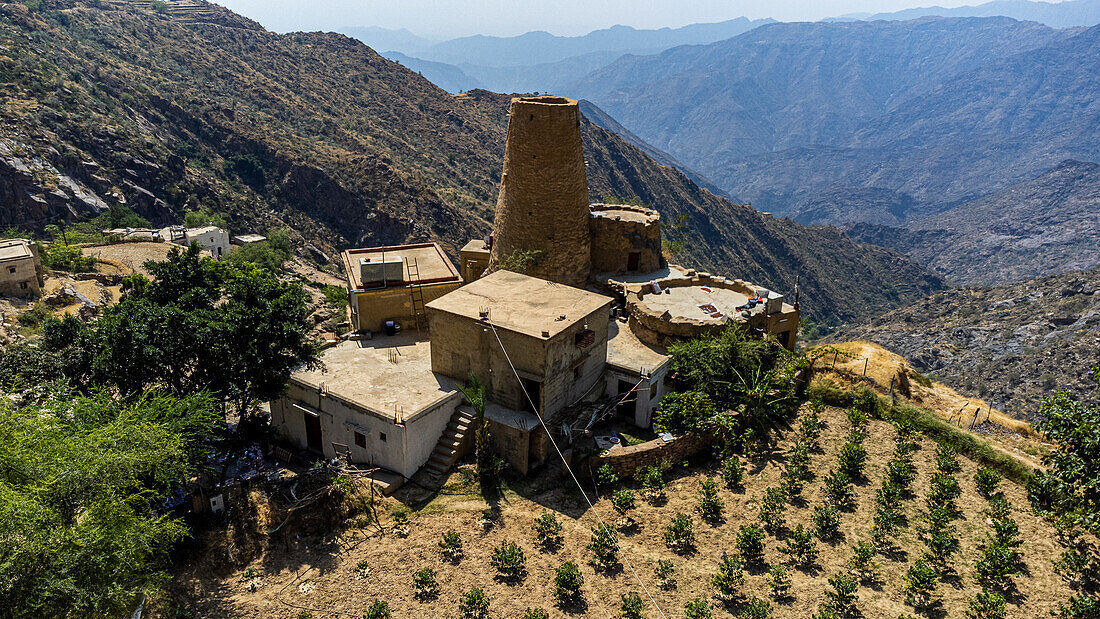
<box><xmin>589</xmin><ymin>203</ymin><xmax>663</xmax><ymax>274</ymax></box>
<box><xmin>488</xmin><ymin>96</ymin><xmax>591</xmax><ymax>287</ymax></box>
<box><xmin>626</xmin><ymin>271</ymin><xmax>799</xmax><ymax>349</ymax></box>
<box><xmin>591</xmin><ymin>432</ymin><xmax>710</xmax><ymax>477</ymax></box>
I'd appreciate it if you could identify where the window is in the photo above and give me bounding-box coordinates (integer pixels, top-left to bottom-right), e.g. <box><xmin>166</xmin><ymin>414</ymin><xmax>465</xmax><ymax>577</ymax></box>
<box><xmin>19</xmin><ymin>281</ymin><xmax>27</xmax><ymax>290</ymax></box>
<box><xmin>650</xmin><ymin>378</ymin><xmax>660</xmax><ymax>400</ymax></box>
<box><xmin>574</xmin><ymin>329</ymin><xmax>595</xmax><ymax>348</ymax></box>
<box><xmin>378</xmin><ymin>432</ymin><xmax>387</xmax><ymax>443</ymax></box>
<box><xmin>7</xmin><ymin>266</ymin><xmax>15</xmax><ymax>274</ymax></box>
<box><xmin>354</xmin><ymin>431</ymin><xmax>366</xmax><ymax>448</ymax></box>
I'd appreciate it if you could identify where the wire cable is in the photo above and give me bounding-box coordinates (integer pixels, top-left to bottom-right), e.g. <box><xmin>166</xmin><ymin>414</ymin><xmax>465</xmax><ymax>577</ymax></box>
<box><xmin>486</xmin><ymin>321</ymin><xmax>670</xmax><ymax>619</ymax></box>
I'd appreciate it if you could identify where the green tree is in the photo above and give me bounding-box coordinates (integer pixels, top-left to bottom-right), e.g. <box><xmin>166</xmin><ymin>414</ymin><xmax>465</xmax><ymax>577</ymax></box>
<box><xmin>0</xmin><ymin>388</ymin><xmax>219</xmax><ymax>617</ymax></box>
<box><xmin>654</xmin><ymin>391</ymin><xmax>716</xmax><ymax>434</ymax></box>
<box><xmin>1028</xmin><ymin>372</ymin><xmax>1100</xmax><ymax>534</ymax></box>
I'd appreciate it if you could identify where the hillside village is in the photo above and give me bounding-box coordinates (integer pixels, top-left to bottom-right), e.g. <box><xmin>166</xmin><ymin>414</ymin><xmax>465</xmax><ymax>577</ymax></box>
<box><xmin>2</xmin><ymin>2</ymin><xmax>1100</xmax><ymax>619</ymax></box>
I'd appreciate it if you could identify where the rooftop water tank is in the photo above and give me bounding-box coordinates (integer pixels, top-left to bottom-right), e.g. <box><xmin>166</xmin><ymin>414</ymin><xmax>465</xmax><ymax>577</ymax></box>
<box><xmin>360</xmin><ymin>258</ymin><xmax>404</xmax><ymax>286</ymax></box>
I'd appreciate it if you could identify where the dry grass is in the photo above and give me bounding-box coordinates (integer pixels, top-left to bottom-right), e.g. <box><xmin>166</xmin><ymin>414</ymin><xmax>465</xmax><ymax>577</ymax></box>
<box><xmin>171</xmin><ymin>403</ymin><xmax>1073</xmax><ymax>618</ymax></box>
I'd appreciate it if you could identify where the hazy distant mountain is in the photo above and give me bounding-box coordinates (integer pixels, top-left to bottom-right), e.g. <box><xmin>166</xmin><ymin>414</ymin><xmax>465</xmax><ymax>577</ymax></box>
<box><xmin>382</xmin><ymin>51</ymin><xmax>483</xmax><ymax>93</ymax></box>
<box><xmin>338</xmin><ymin>26</ymin><xmax>436</xmax><ymax>56</ymax></box>
<box><xmin>847</xmin><ymin>0</ymin><xmax>1100</xmax><ymax>28</ymax></box>
<box><xmin>848</xmin><ymin>160</ymin><xmax>1100</xmax><ymax>286</ymax></box>
<box><xmin>398</xmin><ymin>18</ymin><xmax>773</xmax><ymax>68</ymax></box>
<box><xmin>570</xmin><ymin>18</ymin><xmax>1099</xmax><ymax>225</ymax></box>
<box><xmin>342</xmin><ymin>17</ymin><xmax>773</xmax><ymax>94</ymax></box>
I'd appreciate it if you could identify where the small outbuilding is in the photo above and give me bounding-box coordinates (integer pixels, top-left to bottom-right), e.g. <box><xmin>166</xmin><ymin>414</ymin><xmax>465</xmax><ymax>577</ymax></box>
<box><xmin>0</xmin><ymin>239</ymin><xmax>44</xmax><ymax>298</ymax></box>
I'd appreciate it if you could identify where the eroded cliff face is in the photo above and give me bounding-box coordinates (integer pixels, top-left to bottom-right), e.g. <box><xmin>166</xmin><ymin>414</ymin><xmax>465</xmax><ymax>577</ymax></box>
<box><xmin>0</xmin><ymin>139</ymin><xmax>110</xmax><ymax>229</ymax></box>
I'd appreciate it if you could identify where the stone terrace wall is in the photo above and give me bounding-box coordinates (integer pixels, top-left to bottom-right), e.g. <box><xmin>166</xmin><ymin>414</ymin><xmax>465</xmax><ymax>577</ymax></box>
<box><xmin>592</xmin><ymin>432</ymin><xmax>709</xmax><ymax>477</ymax></box>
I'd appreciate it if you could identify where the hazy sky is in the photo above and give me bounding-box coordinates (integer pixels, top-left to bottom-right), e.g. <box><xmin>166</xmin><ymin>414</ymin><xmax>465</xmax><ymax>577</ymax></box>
<box><xmin>213</xmin><ymin>0</ymin><xmax>1012</xmax><ymax>38</ymax></box>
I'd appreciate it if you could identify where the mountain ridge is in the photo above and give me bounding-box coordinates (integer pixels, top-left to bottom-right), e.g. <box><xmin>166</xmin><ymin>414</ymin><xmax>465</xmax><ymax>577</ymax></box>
<box><xmin>0</xmin><ymin>0</ymin><xmax>943</xmax><ymax>325</ymax></box>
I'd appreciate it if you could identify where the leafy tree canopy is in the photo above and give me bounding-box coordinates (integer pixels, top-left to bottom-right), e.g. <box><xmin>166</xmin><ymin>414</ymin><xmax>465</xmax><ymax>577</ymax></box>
<box><xmin>0</xmin><ymin>388</ymin><xmax>220</xmax><ymax>617</ymax></box>
<box><xmin>1</xmin><ymin>244</ymin><xmax>320</xmax><ymax>415</ymax></box>
<box><xmin>1029</xmin><ymin>366</ymin><xmax>1100</xmax><ymax>534</ymax></box>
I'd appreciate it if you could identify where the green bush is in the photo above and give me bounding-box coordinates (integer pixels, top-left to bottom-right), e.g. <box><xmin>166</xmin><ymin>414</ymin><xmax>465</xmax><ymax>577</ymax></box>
<box><xmin>737</xmin><ymin>524</ymin><xmax>767</xmax><ymax>566</ymax></box>
<box><xmin>721</xmin><ymin>456</ymin><xmax>744</xmax><ymax>489</ymax></box>
<box><xmin>363</xmin><ymin>599</ymin><xmax>390</xmax><ymax>619</ymax></box>
<box><xmin>824</xmin><ymin>468</ymin><xmax>856</xmax><ymax>509</ymax></box>
<box><xmin>886</xmin><ymin>459</ymin><xmax>916</xmax><ymax>493</ymax></box>
<box><xmin>966</xmin><ymin>588</ymin><xmax>1006</xmax><ymax>619</ymax></box>
<box><xmin>618</xmin><ymin>591</ymin><xmax>644</xmax><ymax>619</ymax></box>
<box><xmin>838</xmin><ymin>440</ymin><xmax>867</xmax><ymax>480</ymax></box>
<box><xmin>848</xmin><ymin>542</ymin><xmax>878</xmax><ymax>583</ymax></box>
<box><xmin>322</xmin><ymin>284</ymin><xmax>348</xmax><ymax>309</ymax></box>
<box><xmin>664</xmin><ymin>513</ymin><xmax>695</xmax><ymax>553</ymax></box>
<box><xmin>738</xmin><ymin>598</ymin><xmax>771</xmax><ymax>619</ymax></box>
<box><xmin>41</xmin><ymin>243</ymin><xmax>96</xmax><ymax>272</ymax></box>
<box><xmin>904</xmin><ymin>558</ymin><xmax>938</xmax><ymax>609</ymax></box>
<box><xmin>975</xmin><ymin>467</ymin><xmax>1002</xmax><ymax>499</ymax></box>
<box><xmin>813</xmin><ymin>505</ymin><xmax>841</xmax><ymax>541</ymax></box>
<box><xmin>759</xmin><ymin>486</ymin><xmax>787</xmax><ymax>532</ymax></box>
<box><xmin>846</xmin><ymin>407</ymin><xmax>869</xmax><ymax>429</ymax></box>
<box><xmin>823</xmin><ymin>572</ymin><xmax>859</xmax><ymax>616</ymax></box>
<box><xmin>1058</xmin><ymin>594</ymin><xmax>1100</xmax><ymax>618</ymax></box>
<box><xmin>439</xmin><ymin>530</ymin><xmax>463</xmax><ymax>563</ymax></box>
<box><xmin>920</xmin><ymin>520</ymin><xmax>959</xmax><ymax>568</ymax></box>
<box><xmin>596</xmin><ymin>462</ymin><xmax>620</xmax><ymax>488</ymax></box>
<box><xmin>973</xmin><ymin>539</ymin><xmax>1024</xmax><ymax>589</ymax></box>
<box><xmin>553</xmin><ymin>562</ymin><xmax>584</xmax><ymax>606</ymax></box>
<box><xmin>640</xmin><ymin>464</ymin><xmax>667</xmax><ymax>504</ymax></box>
<box><xmin>928</xmin><ymin>472</ymin><xmax>962</xmax><ymax>512</ymax></box>
<box><xmin>522</xmin><ymin>609</ymin><xmax>549</xmax><ymax>619</ymax></box>
<box><xmin>533</xmin><ymin>512</ymin><xmax>562</xmax><ymax>550</ymax></box>
<box><xmin>655</xmin><ymin>391</ymin><xmax>717</xmax><ymax>434</ymax></box>
<box><xmin>183</xmin><ymin>209</ymin><xmax>228</xmax><ymax>229</ymax></box>
<box><xmin>459</xmin><ymin>587</ymin><xmax>490</xmax><ymax>619</ymax></box>
<box><xmin>490</xmin><ymin>540</ymin><xmax>526</xmax><ymax>582</ymax></box>
<box><xmin>935</xmin><ymin>443</ymin><xmax>962</xmax><ymax>475</ymax></box>
<box><xmin>697</xmin><ymin>477</ymin><xmax>724</xmax><ymax>523</ymax></box>
<box><xmin>587</xmin><ymin>524</ymin><xmax>619</xmax><ymax>570</ymax></box>
<box><xmin>767</xmin><ymin>565</ymin><xmax>792</xmax><ymax>601</ymax></box>
<box><xmin>781</xmin><ymin>465</ymin><xmax>806</xmax><ymax>500</ymax></box>
<box><xmin>800</xmin><ymin>409</ymin><xmax>822</xmax><ymax>449</ymax></box>
<box><xmin>412</xmin><ymin>568</ymin><xmax>438</xmax><ymax>600</ymax></box>
<box><xmin>684</xmin><ymin>597</ymin><xmax>712</xmax><ymax>619</ymax></box>
<box><xmin>711</xmin><ymin>552</ymin><xmax>745</xmax><ymax>602</ymax></box>
<box><xmin>780</xmin><ymin>524</ymin><xmax>817</xmax><ymax>568</ymax></box>
<box><xmin>612</xmin><ymin>488</ymin><xmax>637</xmax><ymax>513</ymax></box>
<box><xmin>655</xmin><ymin>559</ymin><xmax>676</xmax><ymax>589</ymax></box>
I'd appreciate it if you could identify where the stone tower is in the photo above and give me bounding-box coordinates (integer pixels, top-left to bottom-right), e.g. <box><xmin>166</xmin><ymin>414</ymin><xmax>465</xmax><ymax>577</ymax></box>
<box><xmin>489</xmin><ymin>96</ymin><xmax>592</xmax><ymax>287</ymax></box>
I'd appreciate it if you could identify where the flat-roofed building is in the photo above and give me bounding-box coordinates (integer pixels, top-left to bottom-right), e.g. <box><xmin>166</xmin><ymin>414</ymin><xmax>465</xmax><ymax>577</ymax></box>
<box><xmin>0</xmin><ymin>239</ymin><xmax>44</xmax><ymax>298</ymax></box>
<box><xmin>605</xmin><ymin>318</ymin><xmax>672</xmax><ymax>428</ymax></box>
<box><xmin>269</xmin><ymin>334</ymin><xmax>470</xmax><ymax>480</ymax></box>
<box><xmin>427</xmin><ymin>270</ymin><xmax>613</xmax><ymax>423</ymax></box>
<box><xmin>459</xmin><ymin>239</ymin><xmax>490</xmax><ymax>283</ymax></box>
<box><xmin>343</xmin><ymin>243</ymin><xmax>463</xmax><ymax>334</ymax></box>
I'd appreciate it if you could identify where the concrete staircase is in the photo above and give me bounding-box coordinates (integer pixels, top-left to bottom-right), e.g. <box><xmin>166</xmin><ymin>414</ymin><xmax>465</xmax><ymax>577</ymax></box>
<box><xmin>423</xmin><ymin>407</ymin><xmax>477</xmax><ymax>477</ymax></box>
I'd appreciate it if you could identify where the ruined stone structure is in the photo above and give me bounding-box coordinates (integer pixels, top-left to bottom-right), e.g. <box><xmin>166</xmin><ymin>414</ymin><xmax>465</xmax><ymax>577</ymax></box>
<box><xmin>488</xmin><ymin>96</ymin><xmax>591</xmax><ymax>287</ymax></box>
<box><xmin>589</xmin><ymin>203</ymin><xmax>663</xmax><ymax>274</ymax></box>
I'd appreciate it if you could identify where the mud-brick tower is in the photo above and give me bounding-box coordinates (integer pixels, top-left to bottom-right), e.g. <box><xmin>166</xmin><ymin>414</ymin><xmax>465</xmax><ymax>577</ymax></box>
<box><xmin>489</xmin><ymin>96</ymin><xmax>592</xmax><ymax>287</ymax></box>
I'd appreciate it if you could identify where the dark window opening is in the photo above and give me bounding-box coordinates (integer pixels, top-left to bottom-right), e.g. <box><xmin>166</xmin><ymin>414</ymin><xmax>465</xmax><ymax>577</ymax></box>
<box><xmin>378</xmin><ymin>432</ymin><xmax>387</xmax><ymax>443</ymax></box>
<box><xmin>19</xmin><ymin>281</ymin><xmax>28</xmax><ymax>290</ymax></box>
<box><xmin>574</xmin><ymin>329</ymin><xmax>595</xmax><ymax>348</ymax></box>
<box><xmin>7</xmin><ymin>266</ymin><xmax>15</xmax><ymax>274</ymax></box>
<box><xmin>650</xmin><ymin>378</ymin><xmax>660</xmax><ymax>400</ymax></box>
<box><xmin>616</xmin><ymin>379</ymin><xmax>635</xmax><ymax>418</ymax></box>
<box><xmin>573</xmin><ymin>365</ymin><xmax>582</xmax><ymax>381</ymax></box>
<box><xmin>521</xmin><ymin>378</ymin><xmax>541</xmax><ymax>414</ymax></box>
<box><xmin>354</xmin><ymin>431</ymin><xmax>366</xmax><ymax>448</ymax></box>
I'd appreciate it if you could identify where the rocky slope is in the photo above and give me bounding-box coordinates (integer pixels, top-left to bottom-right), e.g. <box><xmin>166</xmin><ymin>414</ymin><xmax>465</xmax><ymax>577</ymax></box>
<box><xmin>0</xmin><ymin>0</ymin><xmax>943</xmax><ymax>324</ymax></box>
<box><xmin>838</xmin><ymin>267</ymin><xmax>1100</xmax><ymax>421</ymax></box>
<box><xmin>847</xmin><ymin>160</ymin><xmax>1100</xmax><ymax>286</ymax></box>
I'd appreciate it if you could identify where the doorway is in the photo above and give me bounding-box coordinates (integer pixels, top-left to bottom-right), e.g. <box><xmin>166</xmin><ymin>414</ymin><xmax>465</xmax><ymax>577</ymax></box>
<box><xmin>304</xmin><ymin>411</ymin><xmax>323</xmax><ymax>452</ymax></box>
<box><xmin>521</xmin><ymin>378</ymin><xmax>542</xmax><ymax>414</ymax></box>
<box><xmin>627</xmin><ymin>252</ymin><xmax>641</xmax><ymax>272</ymax></box>
<box><xmin>616</xmin><ymin>379</ymin><xmax>636</xmax><ymax>419</ymax></box>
